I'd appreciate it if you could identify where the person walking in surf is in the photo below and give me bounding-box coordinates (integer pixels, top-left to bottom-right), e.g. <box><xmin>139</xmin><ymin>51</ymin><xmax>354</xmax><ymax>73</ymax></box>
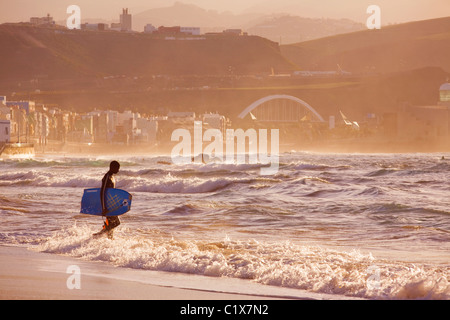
<box><xmin>94</xmin><ymin>161</ymin><xmax>121</xmax><ymax>239</ymax></box>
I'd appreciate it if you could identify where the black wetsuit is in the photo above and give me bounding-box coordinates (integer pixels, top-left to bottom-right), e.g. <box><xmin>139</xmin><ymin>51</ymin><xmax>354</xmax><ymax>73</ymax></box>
<box><xmin>101</xmin><ymin>171</ymin><xmax>121</xmax><ymax>231</ymax></box>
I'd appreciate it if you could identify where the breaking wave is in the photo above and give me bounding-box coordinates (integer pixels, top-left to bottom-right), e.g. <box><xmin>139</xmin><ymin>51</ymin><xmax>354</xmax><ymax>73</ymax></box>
<box><xmin>34</xmin><ymin>225</ymin><xmax>450</xmax><ymax>300</ymax></box>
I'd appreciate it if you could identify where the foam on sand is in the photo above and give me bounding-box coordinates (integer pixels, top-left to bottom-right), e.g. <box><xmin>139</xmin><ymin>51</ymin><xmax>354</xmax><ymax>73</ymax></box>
<box><xmin>0</xmin><ymin>245</ymin><xmax>357</xmax><ymax>300</ymax></box>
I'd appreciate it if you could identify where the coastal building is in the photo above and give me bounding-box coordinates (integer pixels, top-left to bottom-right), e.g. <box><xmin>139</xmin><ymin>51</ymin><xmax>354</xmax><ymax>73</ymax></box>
<box><xmin>123</xmin><ymin>117</ymin><xmax>137</xmax><ymax>140</ymax></box>
<box><xmin>6</xmin><ymin>100</ymin><xmax>35</xmax><ymax>114</ymax></box>
<box><xmin>439</xmin><ymin>82</ymin><xmax>450</xmax><ymax>106</ymax></box>
<box><xmin>145</xmin><ymin>25</ymin><xmax>201</xmax><ymax>36</ymax></box>
<box><xmin>120</xmin><ymin>8</ymin><xmax>132</xmax><ymax>32</ymax></box>
<box><xmin>68</xmin><ymin>115</ymin><xmax>94</xmax><ymax>143</ymax></box>
<box><xmin>0</xmin><ymin>98</ymin><xmax>12</xmax><ymax>144</ymax></box>
<box><xmin>9</xmin><ymin>107</ymin><xmax>27</xmax><ymax>143</ymax></box>
<box><xmin>110</xmin><ymin>23</ymin><xmax>122</xmax><ymax>32</ymax></box>
<box><xmin>6</xmin><ymin>101</ymin><xmax>36</xmax><ymax>143</ymax></box>
<box><xmin>181</xmin><ymin>27</ymin><xmax>201</xmax><ymax>36</ymax></box>
<box><xmin>0</xmin><ymin>102</ymin><xmax>9</xmax><ymax>120</ymax></box>
<box><xmin>110</xmin><ymin>9</ymin><xmax>132</xmax><ymax>32</ymax></box>
<box><xmin>104</xmin><ymin>110</ymin><xmax>118</xmax><ymax>135</ymax></box>
<box><xmin>168</xmin><ymin>112</ymin><xmax>196</xmax><ymax>123</ymax></box>
<box><xmin>158</xmin><ymin>26</ymin><xmax>182</xmax><ymax>35</ymax></box>
<box><xmin>136</xmin><ymin>118</ymin><xmax>158</xmax><ymax>143</ymax></box>
<box><xmin>117</xmin><ymin>110</ymin><xmax>135</xmax><ymax>126</ymax></box>
<box><xmin>144</xmin><ymin>24</ymin><xmax>157</xmax><ymax>34</ymax></box>
<box><xmin>223</xmin><ymin>29</ymin><xmax>243</xmax><ymax>36</ymax></box>
<box><xmin>0</xmin><ymin>120</ymin><xmax>10</xmax><ymax>143</ymax></box>
<box><xmin>93</xmin><ymin>112</ymin><xmax>109</xmax><ymax>143</ymax></box>
<box><xmin>51</xmin><ymin>111</ymin><xmax>69</xmax><ymax>143</ymax></box>
<box><xmin>30</xmin><ymin>14</ymin><xmax>54</xmax><ymax>26</ymax></box>
<box><xmin>35</xmin><ymin>112</ymin><xmax>49</xmax><ymax>146</ymax></box>
<box><xmin>392</xmin><ymin>82</ymin><xmax>450</xmax><ymax>142</ymax></box>
<box><xmin>0</xmin><ymin>93</ymin><xmax>227</xmax><ymax>150</ymax></box>
<box><xmin>81</xmin><ymin>23</ymin><xmax>109</xmax><ymax>31</ymax></box>
<box><xmin>202</xmin><ymin>113</ymin><xmax>227</xmax><ymax>136</ymax></box>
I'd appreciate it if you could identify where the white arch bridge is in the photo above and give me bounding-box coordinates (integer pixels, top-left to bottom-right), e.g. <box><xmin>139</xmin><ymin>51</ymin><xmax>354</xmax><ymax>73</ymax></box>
<box><xmin>238</xmin><ymin>95</ymin><xmax>325</xmax><ymax>123</ymax></box>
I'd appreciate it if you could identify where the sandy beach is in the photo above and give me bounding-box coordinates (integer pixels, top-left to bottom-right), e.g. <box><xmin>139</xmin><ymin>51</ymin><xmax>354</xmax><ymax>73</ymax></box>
<box><xmin>1</xmin><ymin>245</ymin><xmax>355</xmax><ymax>301</ymax></box>
<box><xmin>0</xmin><ymin>245</ymin><xmax>283</xmax><ymax>300</ymax></box>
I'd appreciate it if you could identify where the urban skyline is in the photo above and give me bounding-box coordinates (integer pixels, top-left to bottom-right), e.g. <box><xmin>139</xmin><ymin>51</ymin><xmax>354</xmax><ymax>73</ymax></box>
<box><xmin>1</xmin><ymin>0</ymin><xmax>449</xmax><ymax>26</ymax></box>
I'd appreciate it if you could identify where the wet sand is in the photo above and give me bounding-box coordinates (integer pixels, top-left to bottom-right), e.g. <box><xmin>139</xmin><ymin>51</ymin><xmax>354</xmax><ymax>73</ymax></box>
<box><xmin>0</xmin><ymin>246</ymin><xmax>309</xmax><ymax>300</ymax></box>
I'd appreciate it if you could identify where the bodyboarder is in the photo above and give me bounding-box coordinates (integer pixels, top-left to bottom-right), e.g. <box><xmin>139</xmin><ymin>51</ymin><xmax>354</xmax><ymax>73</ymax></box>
<box><xmin>94</xmin><ymin>161</ymin><xmax>121</xmax><ymax>239</ymax></box>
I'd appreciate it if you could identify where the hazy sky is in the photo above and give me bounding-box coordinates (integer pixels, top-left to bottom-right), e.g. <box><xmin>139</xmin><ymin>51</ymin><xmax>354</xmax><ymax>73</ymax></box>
<box><xmin>1</xmin><ymin>0</ymin><xmax>449</xmax><ymax>24</ymax></box>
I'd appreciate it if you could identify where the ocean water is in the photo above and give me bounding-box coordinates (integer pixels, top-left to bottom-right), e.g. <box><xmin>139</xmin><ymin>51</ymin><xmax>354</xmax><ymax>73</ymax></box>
<box><xmin>0</xmin><ymin>152</ymin><xmax>449</xmax><ymax>299</ymax></box>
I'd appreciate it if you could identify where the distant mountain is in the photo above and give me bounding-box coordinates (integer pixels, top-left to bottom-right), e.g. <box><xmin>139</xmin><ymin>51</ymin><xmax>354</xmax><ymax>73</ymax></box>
<box><xmin>132</xmin><ymin>2</ymin><xmax>365</xmax><ymax>42</ymax></box>
<box><xmin>133</xmin><ymin>2</ymin><xmax>262</xmax><ymax>32</ymax></box>
<box><xmin>247</xmin><ymin>15</ymin><xmax>365</xmax><ymax>44</ymax></box>
<box><xmin>241</xmin><ymin>0</ymin><xmax>450</xmax><ymax>25</ymax></box>
<box><xmin>281</xmin><ymin>17</ymin><xmax>450</xmax><ymax>74</ymax></box>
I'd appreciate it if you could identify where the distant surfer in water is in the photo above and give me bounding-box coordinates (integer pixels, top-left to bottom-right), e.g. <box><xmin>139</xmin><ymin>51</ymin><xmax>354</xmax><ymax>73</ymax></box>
<box><xmin>95</xmin><ymin>161</ymin><xmax>121</xmax><ymax>239</ymax></box>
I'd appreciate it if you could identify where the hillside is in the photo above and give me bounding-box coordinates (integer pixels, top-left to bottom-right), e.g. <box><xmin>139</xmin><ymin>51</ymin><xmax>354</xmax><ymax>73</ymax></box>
<box><xmin>0</xmin><ymin>24</ymin><xmax>294</xmax><ymax>81</ymax></box>
<box><xmin>281</xmin><ymin>17</ymin><xmax>450</xmax><ymax>74</ymax></box>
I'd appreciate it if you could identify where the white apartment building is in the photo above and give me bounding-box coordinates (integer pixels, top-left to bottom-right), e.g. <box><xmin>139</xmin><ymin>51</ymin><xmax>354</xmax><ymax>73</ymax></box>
<box><xmin>0</xmin><ymin>120</ymin><xmax>10</xmax><ymax>143</ymax></box>
<box><xmin>181</xmin><ymin>27</ymin><xmax>201</xmax><ymax>35</ymax></box>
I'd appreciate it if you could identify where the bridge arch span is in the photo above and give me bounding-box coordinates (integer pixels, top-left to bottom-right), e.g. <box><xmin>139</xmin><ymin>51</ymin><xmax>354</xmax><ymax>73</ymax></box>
<box><xmin>238</xmin><ymin>95</ymin><xmax>325</xmax><ymax>122</ymax></box>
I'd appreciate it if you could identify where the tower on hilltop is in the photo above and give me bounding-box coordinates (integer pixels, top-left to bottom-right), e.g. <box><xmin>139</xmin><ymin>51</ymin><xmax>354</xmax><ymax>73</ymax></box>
<box><xmin>120</xmin><ymin>8</ymin><xmax>132</xmax><ymax>31</ymax></box>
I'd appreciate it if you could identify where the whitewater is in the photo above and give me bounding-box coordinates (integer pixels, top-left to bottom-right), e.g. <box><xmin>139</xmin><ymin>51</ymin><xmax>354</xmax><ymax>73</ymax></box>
<box><xmin>0</xmin><ymin>152</ymin><xmax>449</xmax><ymax>299</ymax></box>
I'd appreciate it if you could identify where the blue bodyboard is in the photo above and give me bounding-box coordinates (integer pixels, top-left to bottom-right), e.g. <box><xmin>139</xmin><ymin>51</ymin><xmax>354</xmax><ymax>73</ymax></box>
<box><xmin>80</xmin><ymin>188</ymin><xmax>132</xmax><ymax>217</ymax></box>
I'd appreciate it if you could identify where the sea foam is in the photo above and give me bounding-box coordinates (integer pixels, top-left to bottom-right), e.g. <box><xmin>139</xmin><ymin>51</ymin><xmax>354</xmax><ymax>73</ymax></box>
<box><xmin>34</xmin><ymin>225</ymin><xmax>450</xmax><ymax>300</ymax></box>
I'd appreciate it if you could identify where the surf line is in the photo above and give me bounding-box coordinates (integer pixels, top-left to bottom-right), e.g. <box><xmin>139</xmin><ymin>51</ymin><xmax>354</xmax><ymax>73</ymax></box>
<box><xmin>171</xmin><ymin>121</ymin><xmax>279</xmax><ymax>175</ymax></box>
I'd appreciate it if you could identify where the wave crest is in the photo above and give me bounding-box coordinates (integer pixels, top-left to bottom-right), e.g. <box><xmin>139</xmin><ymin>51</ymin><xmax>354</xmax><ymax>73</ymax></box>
<box><xmin>35</xmin><ymin>225</ymin><xmax>450</xmax><ymax>300</ymax></box>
